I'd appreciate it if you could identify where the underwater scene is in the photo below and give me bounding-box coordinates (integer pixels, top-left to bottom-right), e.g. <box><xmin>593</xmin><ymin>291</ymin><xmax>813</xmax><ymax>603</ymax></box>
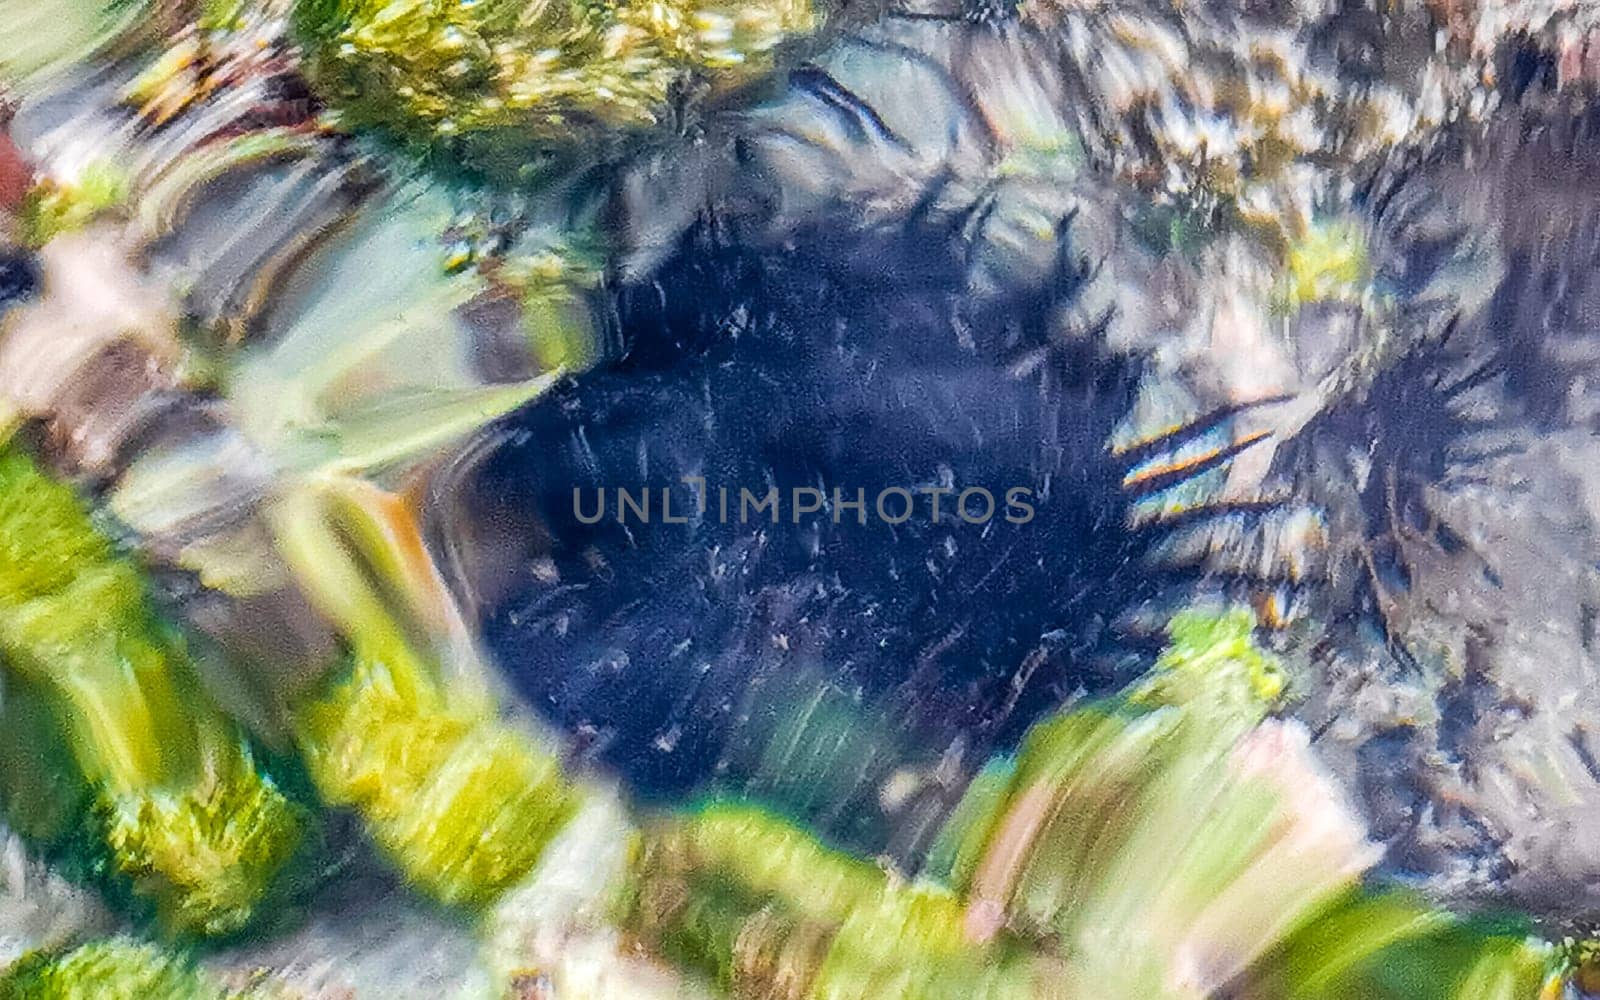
<box><xmin>5</xmin><ymin>0</ymin><xmax>1600</xmax><ymax>996</ymax></box>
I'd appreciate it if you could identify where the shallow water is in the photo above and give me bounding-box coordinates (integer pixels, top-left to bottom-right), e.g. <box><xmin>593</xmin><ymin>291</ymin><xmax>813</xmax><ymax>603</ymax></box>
<box><xmin>6</xmin><ymin>1</ymin><xmax>1600</xmax><ymax>997</ymax></box>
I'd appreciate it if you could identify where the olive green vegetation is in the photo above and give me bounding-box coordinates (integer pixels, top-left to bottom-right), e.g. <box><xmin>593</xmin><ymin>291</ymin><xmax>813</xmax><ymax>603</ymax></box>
<box><xmin>290</xmin><ymin>628</ymin><xmax>580</xmax><ymax>908</ymax></box>
<box><xmin>16</xmin><ymin>163</ymin><xmax>130</xmax><ymax>249</ymax></box>
<box><xmin>1245</xmin><ymin>891</ymin><xmax>1552</xmax><ymax>1000</ymax></box>
<box><xmin>0</xmin><ymin>938</ymin><xmax>229</xmax><ymax>1000</ymax></box>
<box><xmin>1140</xmin><ymin>604</ymin><xmax>1286</xmax><ymax>707</ymax></box>
<box><xmin>617</xmin><ymin>607</ymin><xmax>1556</xmax><ymax>999</ymax></box>
<box><xmin>271</xmin><ymin>477</ymin><xmax>582</xmax><ymax>910</ymax></box>
<box><xmin>0</xmin><ymin>591</ymin><xmax>1564</xmax><ymax>996</ymax></box>
<box><xmin>0</xmin><ymin>443</ymin><xmax>311</xmax><ymax>940</ymax></box>
<box><xmin>290</xmin><ymin>0</ymin><xmax>816</xmax><ymax>174</ymax></box>
<box><xmin>629</xmin><ymin>802</ymin><xmax>1049</xmax><ymax>999</ymax></box>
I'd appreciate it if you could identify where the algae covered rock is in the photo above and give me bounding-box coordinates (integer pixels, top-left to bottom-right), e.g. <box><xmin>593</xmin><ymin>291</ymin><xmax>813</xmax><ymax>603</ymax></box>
<box><xmin>292</xmin><ymin>0</ymin><xmax>818</xmax><ymax>174</ymax></box>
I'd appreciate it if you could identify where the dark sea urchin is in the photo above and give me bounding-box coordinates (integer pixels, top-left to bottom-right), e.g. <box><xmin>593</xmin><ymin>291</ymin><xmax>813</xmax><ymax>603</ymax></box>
<box><xmin>459</xmin><ymin>0</ymin><xmax>1600</xmax><ymax>920</ymax></box>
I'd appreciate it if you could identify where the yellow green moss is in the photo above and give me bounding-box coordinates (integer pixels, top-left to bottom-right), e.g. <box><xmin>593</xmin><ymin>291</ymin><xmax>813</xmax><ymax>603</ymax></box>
<box><xmin>291</xmin><ymin>630</ymin><xmax>579</xmax><ymax>908</ymax></box>
<box><xmin>18</xmin><ymin>163</ymin><xmax>130</xmax><ymax>248</ymax></box>
<box><xmin>0</xmin><ymin>445</ymin><xmax>309</xmax><ymax>938</ymax></box>
<box><xmin>292</xmin><ymin>0</ymin><xmax>816</xmax><ymax>171</ymax></box>
<box><xmin>0</xmin><ymin>937</ymin><xmax>229</xmax><ymax>1000</ymax></box>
